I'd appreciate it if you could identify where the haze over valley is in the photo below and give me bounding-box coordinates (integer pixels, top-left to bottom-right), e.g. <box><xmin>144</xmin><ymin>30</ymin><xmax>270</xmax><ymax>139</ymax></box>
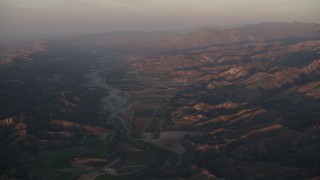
<box><xmin>1</xmin><ymin>0</ymin><xmax>320</xmax><ymax>42</ymax></box>
<box><xmin>1</xmin><ymin>1</ymin><xmax>320</xmax><ymax>179</ymax></box>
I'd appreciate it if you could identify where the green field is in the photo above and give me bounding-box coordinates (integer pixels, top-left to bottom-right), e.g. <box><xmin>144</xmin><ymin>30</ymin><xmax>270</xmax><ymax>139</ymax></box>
<box><xmin>95</xmin><ymin>174</ymin><xmax>125</xmax><ymax>180</ymax></box>
<box><xmin>24</xmin><ymin>136</ymin><xmax>108</xmax><ymax>179</ymax></box>
<box><xmin>26</xmin><ymin>149</ymin><xmax>83</xmax><ymax>179</ymax></box>
<box><xmin>125</xmin><ymin>158</ymin><xmax>153</xmax><ymax>166</ymax></box>
<box><xmin>82</xmin><ymin>136</ymin><xmax>108</xmax><ymax>158</ymax></box>
<box><xmin>38</xmin><ymin>149</ymin><xmax>80</xmax><ymax>168</ymax></box>
<box><xmin>130</xmin><ymin>132</ymin><xmax>142</xmax><ymax>139</ymax></box>
<box><xmin>145</xmin><ymin>118</ymin><xmax>162</xmax><ymax>133</ymax></box>
<box><xmin>29</xmin><ymin>169</ymin><xmax>64</xmax><ymax>180</ymax></box>
<box><xmin>54</xmin><ymin>171</ymin><xmax>83</xmax><ymax>180</ymax></box>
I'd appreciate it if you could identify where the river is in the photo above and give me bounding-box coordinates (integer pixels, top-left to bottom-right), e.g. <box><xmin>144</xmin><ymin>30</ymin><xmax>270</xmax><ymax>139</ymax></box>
<box><xmin>84</xmin><ymin>56</ymin><xmax>132</xmax><ymax>136</ymax></box>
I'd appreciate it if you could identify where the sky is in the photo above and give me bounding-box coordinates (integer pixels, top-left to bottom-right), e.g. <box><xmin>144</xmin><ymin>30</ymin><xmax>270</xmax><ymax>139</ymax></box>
<box><xmin>0</xmin><ymin>0</ymin><xmax>319</xmax><ymax>43</ymax></box>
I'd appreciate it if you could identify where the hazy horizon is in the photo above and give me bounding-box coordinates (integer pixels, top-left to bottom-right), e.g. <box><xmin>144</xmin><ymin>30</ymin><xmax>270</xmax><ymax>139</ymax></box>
<box><xmin>1</xmin><ymin>0</ymin><xmax>320</xmax><ymax>43</ymax></box>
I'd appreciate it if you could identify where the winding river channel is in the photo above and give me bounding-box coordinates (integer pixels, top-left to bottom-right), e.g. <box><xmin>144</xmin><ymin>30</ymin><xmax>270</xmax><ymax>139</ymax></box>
<box><xmin>85</xmin><ymin>57</ymin><xmax>132</xmax><ymax>136</ymax></box>
<box><xmin>83</xmin><ymin>56</ymin><xmax>203</xmax><ymax>178</ymax></box>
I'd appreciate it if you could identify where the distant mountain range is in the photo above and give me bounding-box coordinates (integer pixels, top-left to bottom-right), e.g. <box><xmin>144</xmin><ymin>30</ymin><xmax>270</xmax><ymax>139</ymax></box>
<box><xmin>41</xmin><ymin>22</ymin><xmax>319</xmax><ymax>55</ymax></box>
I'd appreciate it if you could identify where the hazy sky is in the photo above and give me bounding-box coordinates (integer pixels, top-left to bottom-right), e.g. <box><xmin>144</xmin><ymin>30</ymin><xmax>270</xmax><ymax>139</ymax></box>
<box><xmin>1</xmin><ymin>0</ymin><xmax>319</xmax><ymax>42</ymax></box>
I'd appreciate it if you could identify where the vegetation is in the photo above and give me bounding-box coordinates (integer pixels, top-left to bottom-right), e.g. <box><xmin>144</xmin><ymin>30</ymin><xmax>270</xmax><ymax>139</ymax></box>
<box><xmin>95</xmin><ymin>174</ymin><xmax>124</xmax><ymax>180</ymax></box>
<box><xmin>24</xmin><ymin>149</ymin><xmax>82</xmax><ymax>179</ymax></box>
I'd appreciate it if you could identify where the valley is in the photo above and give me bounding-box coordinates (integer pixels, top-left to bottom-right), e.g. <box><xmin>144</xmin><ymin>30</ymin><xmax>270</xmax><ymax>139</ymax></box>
<box><xmin>1</xmin><ymin>22</ymin><xmax>320</xmax><ymax>179</ymax></box>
